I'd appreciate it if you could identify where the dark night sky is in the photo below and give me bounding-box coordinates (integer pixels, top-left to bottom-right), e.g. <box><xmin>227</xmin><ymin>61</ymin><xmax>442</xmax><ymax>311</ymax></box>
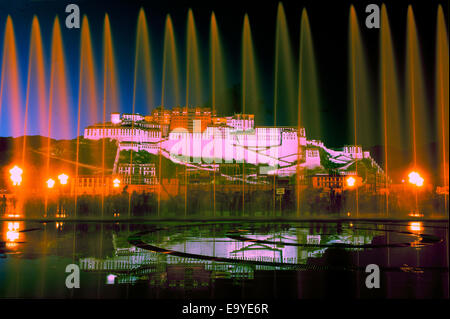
<box><xmin>0</xmin><ymin>0</ymin><xmax>448</xmax><ymax>149</ymax></box>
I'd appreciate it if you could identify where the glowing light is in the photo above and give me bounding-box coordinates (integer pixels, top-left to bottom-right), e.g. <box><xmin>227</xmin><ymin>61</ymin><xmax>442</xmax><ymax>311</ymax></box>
<box><xmin>409</xmin><ymin>221</ymin><xmax>422</xmax><ymax>232</ymax></box>
<box><xmin>408</xmin><ymin>171</ymin><xmax>424</xmax><ymax>187</ymax></box>
<box><xmin>106</xmin><ymin>274</ymin><xmax>116</xmax><ymax>284</ymax></box>
<box><xmin>6</xmin><ymin>222</ymin><xmax>19</xmax><ymax>242</ymax></box>
<box><xmin>9</xmin><ymin>165</ymin><xmax>23</xmax><ymax>186</ymax></box>
<box><xmin>113</xmin><ymin>178</ymin><xmax>121</xmax><ymax>188</ymax></box>
<box><xmin>346</xmin><ymin>176</ymin><xmax>356</xmax><ymax>187</ymax></box>
<box><xmin>58</xmin><ymin>173</ymin><xmax>69</xmax><ymax>185</ymax></box>
<box><xmin>47</xmin><ymin>178</ymin><xmax>55</xmax><ymax>188</ymax></box>
<box><xmin>408</xmin><ymin>212</ymin><xmax>424</xmax><ymax>218</ymax></box>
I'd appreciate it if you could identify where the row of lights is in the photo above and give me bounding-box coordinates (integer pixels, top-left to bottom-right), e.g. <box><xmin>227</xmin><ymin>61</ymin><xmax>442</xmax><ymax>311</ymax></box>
<box><xmin>9</xmin><ymin>165</ymin><xmax>122</xmax><ymax>189</ymax></box>
<box><xmin>47</xmin><ymin>175</ymin><xmax>122</xmax><ymax>188</ymax></box>
<box><xmin>10</xmin><ymin>165</ymin><xmax>424</xmax><ymax>189</ymax></box>
<box><xmin>344</xmin><ymin>171</ymin><xmax>424</xmax><ymax>188</ymax></box>
<box><xmin>47</xmin><ymin>173</ymin><xmax>69</xmax><ymax>188</ymax></box>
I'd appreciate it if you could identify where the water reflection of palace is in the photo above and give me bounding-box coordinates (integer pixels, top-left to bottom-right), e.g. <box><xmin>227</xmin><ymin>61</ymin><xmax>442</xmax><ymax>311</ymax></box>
<box><xmin>79</xmin><ymin>225</ymin><xmax>375</xmax><ymax>285</ymax></box>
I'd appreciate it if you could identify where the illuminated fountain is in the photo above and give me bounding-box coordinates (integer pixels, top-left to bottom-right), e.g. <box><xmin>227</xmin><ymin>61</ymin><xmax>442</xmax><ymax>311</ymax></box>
<box><xmin>0</xmin><ymin>5</ymin><xmax>448</xmax><ymax>219</ymax></box>
<box><xmin>210</xmin><ymin>12</ymin><xmax>228</xmax><ymax>216</ymax></box>
<box><xmin>435</xmin><ymin>5</ymin><xmax>449</xmax><ymax>211</ymax></box>
<box><xmin>0</xmin><ymin>4</ymin><xmax>448</xmax><ymax>302</ymax></box>
<box><xmin>74</xmin><ymin>15</ymin><xmax>99</xmax><ymax>216</ymax></box>
<box><xmin>349</xmin><ymin>5</ymin><xmax>375</xmax><ymax>217</ymax></box>
<box><xmin>159</xmin><ymin>14</ymin><xmax>181</xmax><ymax>216</ymax></box>
<box><xmin>0</xmin><ymin>16</ymin><xmax>22</xmax><ymax>146</ymax></box>
<box><xmin>44</xmin><ymin>17</ymin><xmax>71</xmax><ymax>215</ymax></box>
<box><xmin>296</xmin><ymin>8</ymin><xmax>321</xmax><ymax>217</ymax></box>
<box><xmin>379</xmin><ymin>5</ymin><xmax>403</xmax><ymax>216</ymax></box>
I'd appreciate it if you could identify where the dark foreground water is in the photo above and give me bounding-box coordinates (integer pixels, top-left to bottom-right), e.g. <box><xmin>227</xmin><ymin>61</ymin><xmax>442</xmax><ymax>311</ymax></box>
<box><xmin>0</xmin><ymin>219</ymin><xmax>448</xmax><ymax>299</ymax></box>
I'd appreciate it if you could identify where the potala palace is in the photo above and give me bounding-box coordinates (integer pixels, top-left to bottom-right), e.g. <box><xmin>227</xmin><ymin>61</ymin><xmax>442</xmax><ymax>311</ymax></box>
<box><xmin>83</xmin><ymin>107</ymin><xmax>383</xmax><ymax>177</ymax></box>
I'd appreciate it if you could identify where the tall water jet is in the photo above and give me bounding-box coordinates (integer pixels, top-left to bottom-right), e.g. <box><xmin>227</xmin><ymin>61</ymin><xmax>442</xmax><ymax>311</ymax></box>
<box><xmin>273</xmin><ymin>3</ymin><xmax>296</xmax><ymax>215</ymax></box>
<box><xmin>159</xmin><ymin>14</ymin><xmax>180</xmax><ymax>216</ymax></box>
<box><xmin>296</xmin><ymin>8</ymin><xmax>321</xmax><ymax>216</ymax></box>
<box><xmin>184</xmin><ymin>9</ymin><xmax>203</xmax><ymax>216</ymax></box>
<box><xmin>435</xmin><ymin>5</ymin><xmax>449</xmax><ymax>211</ymax></box>
<box><xmin>22</xmin><ymin>16</ymin><xmax>47</xmax><ymax>168</ymax></box>
<box><xmin>210</xmin><ymin>13</ymin><xmax>230</xmax><ymax>116</ymax></box>
<box><xmin>101</xmin><ymin>13</ymin><xmax>119</xmax><ymax>215</ymax></box>
<box><xmin>241</xmin><ymin>15</ymin><xmax>260</xmax><ymax>118</ymax></box>
<box><xmin>406</xmin><ymin>6</ymin><xmax>430</xmax><ymax>213</ymax></box>
<box><xmin>349</xmin><ymin>6</ymin><xmax>374</xmax><ymax>216</ymax></box>
<box><xmin>210</xmin><ymin>12</ymin><xmax>220</xmax><ymax>216</ymax></box>
<box><xmin>74</xmin><ymin>15</ymin><xmax>99</xmax><ymax>213</ymax></box>
<box><xmin>241</xmin><ymin>14</ymin><xmax>260</xmax><ymax>215</ymax></box>
<box><xmin>0</xmin><ymin>16</ymin><xmax>23</xmax><ymax>292</ymax></box>
<box><xmin>46</xmin><ymin>16</ymin><xmax>71</xmax><ymax>143</ymax></box>
<box><xmin>44</xmin><ymin>17</ymin><xmax>71</xmax><ymax>215</ymax></box>
<box><xmin>129</xmin><ymin>8</ymin><xmax>154</xmax><ymax>217</ymax></box>
<box><xmin>185</xmin><ymin>9</ymin><xmax>203</xmax><ymax>108</ymax></box>
<box><xmin>22</xmin><ymin>16</ymin><xmax>49</xmax><ymax>293</ymax></box>
<box><xmin>406</xmin><ymin>6</ymin><xmax>430</xmax><ymax>174</ymax></box>
<box><xmin>0</xmin><ymin>16</ymin><xmax>22</xmax><ymax>157</ymax></box>
<box><xmin>97</xmin><ymin>13</ymin><xmax>118</xmax><ymax>291</ymax></box>
<box><xmin>349</xmin><ymin>6</ymin><xmax>376</xmax><ymax>150</ymax></box>
<box><xmin>132</xmin><ymin>8</ymin><xmax>154</xmax><ymax>113</ymax></box>
<box><xmin>274</xmin><ymin>3</ymin><xmax>296</xmax><ymax>127</ymax></box>
<box><xmin>210</xmin><ymin>12</ymin><xmax>229</xmax><ymax>216</ymax></box>
<box><xmin>103</xmin><ymin>14</ymin><xmax>120</xmax><ymax>115</ymax></box>
<box><xmin>380</xmin><ymin>5</ymin><xmax>403</xmax><ymax>216</ymax></box>
<box><xmin>297</xmin><ymin>9</ymin><xmax>321</xmax><ymax>140</ymax></box>
<box><xmin>161</xmin><ymin>14</ymin><xmax>180</xmax><ymax>107</ymax></box>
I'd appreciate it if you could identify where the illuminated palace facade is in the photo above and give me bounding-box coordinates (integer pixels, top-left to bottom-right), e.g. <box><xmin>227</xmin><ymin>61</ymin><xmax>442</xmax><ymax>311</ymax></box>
<box><xmin>83</xmin><ymin>107</ymin><xmax>380</xmax><ymax>177</ymax></box>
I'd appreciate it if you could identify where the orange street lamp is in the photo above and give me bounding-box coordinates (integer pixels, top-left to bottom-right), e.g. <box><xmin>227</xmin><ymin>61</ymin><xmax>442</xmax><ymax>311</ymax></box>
<box><xmin>113</xmin><ymin>178</ymin><xmax>121</xmax><ymax>188</ymax></box>
<box><xmin>9</xmin><ymin>165</ymin><xmax>23</xmax><ymax>186</ymax></box>
<box><xmin>408</xmin><ymin>221</ymin><xmax>423</xmax><ymax>233</ymax></box>
<box><xmin>408</xmin><ymin>171</ymin><xmax>424</xmax><ymax>187</ymax></box>
<box><xmin>7</xmin><ymin>221</ymin><xmax>20</xmax><ymax>242</ymax></box>
<box><xmin>46</xmin><ymin>178</ymin><xmax>56</xmax><ymax>189</ymax></box>
<box><xmin>58</xmin><ymin>173</ymin><xmax>69</xmax><ymax>185</ymax></box>
<box><xmin>346</xmin><ymin>176</ymin><xmax>356</xmax><ymax>187</ymax></box>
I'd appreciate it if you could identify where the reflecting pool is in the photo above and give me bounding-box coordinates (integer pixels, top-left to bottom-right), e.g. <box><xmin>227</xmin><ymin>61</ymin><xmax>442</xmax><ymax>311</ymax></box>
<box><xmin>0</xmin><ymin>220</ymin><xmax>448</xmax><ymax>299</ymax></box>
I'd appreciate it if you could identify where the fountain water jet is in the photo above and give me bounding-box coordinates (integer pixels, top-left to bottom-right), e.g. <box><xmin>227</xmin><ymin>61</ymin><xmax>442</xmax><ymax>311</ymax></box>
<box><xmin>379</xmin><ymin>5</ymin><xmax>403</xmax><ymax>216</ymax></box>
<box><xmin>348</xmin><ymin>6</ymin><xmax>375</xmax><ymax>217</ymax></box>
<box><xmin>101</xmin><ymin>13</ymin><xmax>120</xmax><ymax>216</ymax></box>
<box><xmin>274</xmin><ymin>3</ymin><xmax>296</xmax><ymax>127</ymax></box>
<box><xmin>297</xmin><ymin>9</ymin><xmax>321</xmax><ymax>140</ymax></box>
<box><xmin>273</xmin><ymin>3</ymin><xmax>296</xmax><ymax>216</ymax></box>
<box><xmin>159</xmin><ymin>14</ymin><xmax>180</xmax><ymax>216</ymax></box>
<box><xmin>184</xmin><ymin>9</ymin><xmax>203</xmax><ymax>216</ymax></box>
<box><xmin>161</xmin><ymin>15</ymin><xmax>181</xmax><ymax>108</ymax></box>
<box><xmin>45</xmin><ymin>16</ymin><xmax>71</xmax><ymax>215</ymax></box>
<box><xmin>296</xmin><ymin>8</ymin><xmax>321</xmax><ymax>217</ymax></box>
<box><xmin>0</xmin><ymin>16</ymin><xmax>22</xmax><ymax>158</ymax></box>
<box><xmin>406</xmin><ymin>6</ymin><xmax>430</xmax><ymax>173</ymax></box>
<box><xmin>210</xmin><ymin>12</ymin><xmax>229</xmax><ymax>217</ymax></box>
<box><xmin>435</xmin><ymin>5</ymin><xmax>449</xmax><ymax>211</ymax></box>
<box><xmin>241</xmin><ymin>14</ymin><xmax>260</xmax><ymax>216</ymax></box>
<box><xmin>20</xmin><ymin>16</ymin><xmax>50</xmax><ymax>295</ymax></box>
<box><xmin>22</xmin><ymin>16</ymin><xmax>47</xmax><ymax>169</ymax></box>
<box><xmin>74</xmin><ymin>15</ymin><xmax>99</xmax><ymax>215</ymax></box>
<box><xmin>406</xmin><ymin>6</ymin><xmax>430</xmax><ymax>212</ymax></box>
<box><xmin>129</xmin><ymin>8</ymin><xmax>154</xmax><ymax>217</ymax></box>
